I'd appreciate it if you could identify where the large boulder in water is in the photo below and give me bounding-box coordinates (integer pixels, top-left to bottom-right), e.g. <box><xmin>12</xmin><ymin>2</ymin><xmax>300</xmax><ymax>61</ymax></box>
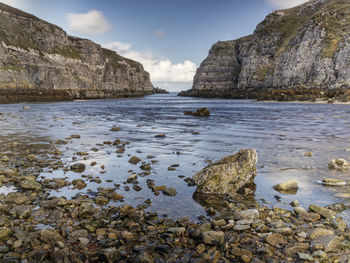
<box><xmin>193</xmin><ymin>149</ymin><xmax>257</xmax><ymax>197</ymax></box>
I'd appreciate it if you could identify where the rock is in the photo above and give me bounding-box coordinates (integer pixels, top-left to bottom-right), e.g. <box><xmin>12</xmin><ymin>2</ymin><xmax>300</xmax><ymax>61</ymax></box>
<box><xmin>312</xmin><ymin>250</ymin><xmax>328</xmax><ymax>260</ymax></box>
<box><xmin>311</xmin><ymin>235</ymin><xmax>340</xmax><ymax>252</ymax></box>
<box><xmin>20</xmin><ymin>180</ymin><xmax>42</xmax><ymax>191</ymax></box>
<box><xmin>265</xmin><ymin>233</ymin><xmax>286</xmax><ymax>247</ymax></box>
<box><xmin>40</xmin><ymin>229</ymin><xmax>63</xmax><ymax>243</ymax></box>
<box><xmin>328</xmin><ymin>159</ymin><xmax>349</xmax><ymax>170</ymax></box>
<box><xmin>110</xmin><ymin>126</ymin><xmax>121</xmax><ymax>131</ymax></box>
<box><xmin>133</xmin><ymin>252</ymin><xmax>154</xmax><ymax>263</ymax></box>
<box><xmin>78</xmin><ymin>202</ymin><xmax>97</xmax><ymax>218</ymax></box>
<box><xmin>193</xmin><ymin>148</ymin><xmax>257</xmax><ymax>197</ymax></box>
<box><xmin>154</xmin><ymin>134</ymin><xmax>166</xmax><ymax>138</ymax></box>
<box><xmin>321</xmin><ymin>178</ymin><xmax>346</xmax><ymax>186</ymax></box>
<box><xmin>309</xmin><ymin>228</ymin><xmax>334</xmax><ymax>240</ymax></box>
<box><xmin>237</xmin><ymin>209</ymin><xmax>259</xmax><ymax>220</ymax></box>
<box><xmin>184</xmin><ymin>111</ymin><xmax>193</xmax><ymax>115</ymax></box>
<box><xmin>0</xmin><ymin>227</ymin><xmax>12</xmax><ymax>241</ymax></box>
<box><xmin>9</xmin><ymin>205</ymin><xmax>33</xmax><ymax>219</ymax></box>
<box><xmin>284</xmin><ymin>243</ymin><xmax>309</xmax><ymax>257</ymax></box>
<box><xmin>72</xmin><ymin>179</ymin><xmax>87</xmax><ymax>189</ymax></box>
<box><xmin>298</xmin><ymin>211</ymin><xmax>321</xmax><ymax>222</ymax></box>
<box><xmin>70</xmin><ymin>163</ymin><xmax>86</xmax><ymax>173</ymax></box>
<box><xmin>290</xmin><ymin>200</ymin><xmax>299</xmax><ymax>207</ymax></box>
<box><xmin>71</xmin><ymin>134</ymin><xmax>81</xmax><ymax>139</ymax></box>
<box><xmin>304</xmin><ymin>152</ymin><xmax>313</xmax><ymax>157</ymax></box>
<box><xmin>298</xmin><ymin>253</ymin><xmax>313</xmax><ymax>261</ymax></box>
<box><xmin>309</xmin><ymin>204</ymin><xmax>337</xmax><ymax>219</ymax></box>
<box><xmin>128</xmin><ymin>156</ymin><xmax>141</xmax><ymax>164</ymax></box>
<box><xmin>192</xmin><ymin>108</ymin><xmax>210</xmax><ymax>116</ymax></box>
<box><xmin>78</xmin><ymin>237</ymin><xmax>89</xmax><ymax>246</ymax></box>
<box><xmin>201</xmin><ymin>231</ymin><xmax>224</xmax><ymax>245</ymax></box>
<box><xmin>163</xmin><ymin>187</ymin><xmax>177</xmax><ymax>196</ymax></box>
<box><xmin>140</xmin><ymin>163</ymin><xmax>151</xmax><ymax>171</ymax></box>
<box><xmin>273</xmin><ymin>180</ymin><xmax>298</xmax><ymax>191</ymax></box>
<box><xmin>178</xmin><ymin>2</ymin><xmax>350</xmax><ymax>102</ymax></box>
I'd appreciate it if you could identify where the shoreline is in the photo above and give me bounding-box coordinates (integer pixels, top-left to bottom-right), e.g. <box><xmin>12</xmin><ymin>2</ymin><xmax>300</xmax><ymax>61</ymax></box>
<box><xmin>0</xmin><ymin>127</ymin><xmax>349</xmax><ymax>262</ymax></box>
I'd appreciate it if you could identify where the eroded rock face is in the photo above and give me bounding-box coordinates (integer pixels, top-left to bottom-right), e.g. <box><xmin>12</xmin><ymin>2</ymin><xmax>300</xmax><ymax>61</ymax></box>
<box><xmin>180</xmin><ymin>0</ymin><xmax>350</xmax><ymax>101</ymax></box>
<box><xmin>0</xmin><ymin>3</ymin><xmax>154</xmax><ymax>103</ymax></box>
<box><xmin>193</xmin><ymin>148</ymin><xmax>257</xmax><ymax>197</ymax></box>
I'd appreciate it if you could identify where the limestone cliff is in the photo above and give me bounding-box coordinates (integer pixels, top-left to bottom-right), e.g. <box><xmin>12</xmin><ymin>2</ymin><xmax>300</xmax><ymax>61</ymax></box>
<box><xmin>0</xmin><ymin>3</ymin><xmax>154</xmax><ymax>103</ymax></box>
<box><xmin>180</xmin><ymin>0</ymin><xmax>350</xmax><ymax>101</ymax></box>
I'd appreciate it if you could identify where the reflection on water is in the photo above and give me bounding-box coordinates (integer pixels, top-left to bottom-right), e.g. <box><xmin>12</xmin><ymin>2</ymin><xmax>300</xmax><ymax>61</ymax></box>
<box><xmin>1</xmin><ymin>94</ymin><xmax>350</xmax><ymax>221</ymax></box>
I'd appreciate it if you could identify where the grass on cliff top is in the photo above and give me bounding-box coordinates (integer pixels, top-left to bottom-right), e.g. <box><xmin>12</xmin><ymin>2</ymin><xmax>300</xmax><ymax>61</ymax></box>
<box><xmin>102</xmin><ymin>48</ymin><xmax>141</xmax><ymax>71</ymax></box>
<box><xmin>315</xmin><ymin>0</ymin><xmax>350</xmax><ymax>58</ymax></box>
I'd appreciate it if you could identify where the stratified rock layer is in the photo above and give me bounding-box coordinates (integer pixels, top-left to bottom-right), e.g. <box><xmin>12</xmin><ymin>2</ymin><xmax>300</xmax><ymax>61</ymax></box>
<box><xmin>180</xmin><ymin>0</ymin><xmax>350</xmax><ymax>101</ymax></box>
<box><xmin>0</xmin><ymin>3</ymin><xmax>154</xmax><ymax>103</ymax></box>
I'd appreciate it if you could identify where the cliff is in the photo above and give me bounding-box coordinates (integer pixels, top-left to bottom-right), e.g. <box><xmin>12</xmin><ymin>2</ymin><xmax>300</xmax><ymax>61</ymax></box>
<box><xmin>0</xmin><ymin>3</ymin><xmax>154</xmax><ymax>103</ymax></box>
<box><xmin>180</xmin><ymin>0</ymin><xmax>350</xmax><ymax>102</ymax></box>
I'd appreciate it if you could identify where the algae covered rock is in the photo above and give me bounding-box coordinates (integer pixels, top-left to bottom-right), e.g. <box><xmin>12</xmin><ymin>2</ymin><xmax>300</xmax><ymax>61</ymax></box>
<box><xmin>193</xmin><ymin>148</ymin><xmax>257</xmax><ymax>197</ymax></box>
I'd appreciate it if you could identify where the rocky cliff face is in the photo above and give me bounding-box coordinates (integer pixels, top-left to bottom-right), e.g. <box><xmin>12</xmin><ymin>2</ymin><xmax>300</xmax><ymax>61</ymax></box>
<box><xmin>0</xmin><ymin>3</ymin><xmax>154</xmax><ymax>103</ymax></box>
<box><xmin>180</xmin><ymin>0</ymin><xmax>350</xmax><ymax>101</ymax></box>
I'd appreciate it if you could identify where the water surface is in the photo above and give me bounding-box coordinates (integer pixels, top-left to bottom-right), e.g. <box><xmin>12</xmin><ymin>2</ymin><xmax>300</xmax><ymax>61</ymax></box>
<box><xmin>1</xmin><ymin>94</ymin><xmax>350</xmax><ymax>221</ymax></box>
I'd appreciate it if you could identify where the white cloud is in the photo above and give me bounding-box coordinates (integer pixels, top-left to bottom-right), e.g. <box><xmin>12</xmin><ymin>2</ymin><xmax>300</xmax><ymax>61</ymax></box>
<box><xmin>66</xmin><ymin>10</ymin><xmax>111</xmax><ymax>35</ymax></box>
<box><xmin>103</xmin><ymin>41</ymin><xmax>197</xmax><ymax>88</ymax></box>
<box><xmin>153</xmin><ymin>29</ymin><xmax>165</xmax><ymax>38</ymax></box>
<box><xmin>267</xmin><ymin>0</ymin><xmax>309</xmax><ymax>9</ymax></box>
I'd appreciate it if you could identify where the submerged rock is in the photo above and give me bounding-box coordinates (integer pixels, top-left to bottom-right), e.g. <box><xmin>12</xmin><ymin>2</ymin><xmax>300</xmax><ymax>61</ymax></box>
<box><xmin>193</xmin><ymin>148</ymin><xmax>257</xmax><ymax>197</ymax></box>
<box><xmin>193</xmin><ymin>107</ymin><xmax>210</xmax><ymax>116</ymax></box>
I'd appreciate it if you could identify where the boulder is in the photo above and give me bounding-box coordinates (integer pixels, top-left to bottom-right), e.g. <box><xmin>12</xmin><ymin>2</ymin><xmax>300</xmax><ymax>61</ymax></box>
<box><xmin>273</xmin><ymin>180</ymin><xmax>298</xmax><ymax>191</ymax></box>
<box><xmin>193</xmin><ymin>149</ymin><xmax>257</xmax><ymax>197</ymax></box>
<box><xmin>328</xmin><ymin>159</ymin><xmax>349</xmax><ymax>170</ymax></box>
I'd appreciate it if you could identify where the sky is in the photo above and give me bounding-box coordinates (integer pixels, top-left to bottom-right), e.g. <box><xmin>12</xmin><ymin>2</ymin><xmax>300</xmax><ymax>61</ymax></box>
<box><xmin>1</xmin><ymin>0</ymin><xmax>309</xmax><ymax>91</ymax></box>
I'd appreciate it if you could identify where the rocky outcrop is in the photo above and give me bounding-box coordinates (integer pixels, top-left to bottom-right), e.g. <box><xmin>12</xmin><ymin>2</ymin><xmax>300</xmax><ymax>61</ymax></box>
<box><xmin>180</xmin><ymin>0</ymin><xmax>350</xmax><ymax>101</ymax></box>
<box><xmin>0</xmin><ymin>3</ymin><xmax>154</xmax><ymax>103</ymax></box>
<box><xmin>153</xmin><ymin>87</ymin><xmax>169</xmax><ymax>94</ymax></box>
<box><xmin>193</xmin><ymin>148</ymin><xmax>257</xmax><ymax>197</ymax></box>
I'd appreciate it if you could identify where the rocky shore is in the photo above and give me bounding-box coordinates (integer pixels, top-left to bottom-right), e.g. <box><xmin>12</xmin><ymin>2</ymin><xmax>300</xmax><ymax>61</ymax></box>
<box><xmin>1</xmin><ymin>127</ymin><xmax>350</xmax><ymax>262</ymax></box>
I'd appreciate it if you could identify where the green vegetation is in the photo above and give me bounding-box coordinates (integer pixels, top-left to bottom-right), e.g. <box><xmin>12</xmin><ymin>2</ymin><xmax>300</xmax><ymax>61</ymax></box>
<box><xmin>2</xmin><ymin>65</ymin><xmax>23</xmax><ymax>71</ymax></box>
<box><xmin>253</xmin><ymin>63</ymin><xmax>275</xmax><ymax>82</ymax></box>
<box><xmin>315</xmin><ymin>0</ymin><xmax>350</xmax><ymax>58</ymax></box>
<box><xmin>50</xmin><ymin>46</ymin><xmax>82</xmax><ymax>60</ymax></box>
<box><xmin>102</xmin><ymin>48</ymin><xmax>140</xmax><ymax>71</ymax></box>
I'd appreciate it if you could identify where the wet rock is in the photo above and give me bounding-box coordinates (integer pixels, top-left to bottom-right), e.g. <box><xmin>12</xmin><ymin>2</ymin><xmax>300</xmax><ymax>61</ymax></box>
<box><xmin>192</xmin><ymin>107</ymin><xmax>210</xmax><ymax>116</ymax></box>
<box><xmin>70</xmin><ymin>163</ymin><xmax>86</xmax><ymax>173</ymax></box>
<box><xmin>309</xmin><ymin>204</ymin><xmax>337</xmax><ymax>219</ymax></box>
<box><xmin>133</xmin><ymin>251</ymin><xmax>154</xmax><ymax>263</ymax></box>
<box><xmin>299</xmin><ymin>211</ymin><xmax>321</xmax><ymax>222</ymax></box>
<box><xmin>72</xmin><ymin>179</ymin><xmax>87</xmax><ymax>190</ymax></box>
<box><xmin>110</xmin><ymin>126</ymin><xmax>121</xmax><ymax>131</ymax></box>
<box><xmin>133</xmin><ymin>185</ymin><xmax>142</xmax><ymax>191</ymax></box>
<box><xmin>298</xmin><ymin>252</ymin><xmax>313</xmax><ymax>261</ymax></box>
<box><xmin>78</xmin><ymin>202</ymin><xmax>97</xmax><ymax>218</ymax></box>
<box><xmin>184</xmin><ymin>111</ymin><xmax>193</xmax><ymax>115</ymax></box>
<box><xmin>328</xmin><ymin>159</ymin><xmax>349</xmax><ymax>170</ymax></box>
<box><xmin>163</xmin><ymin>187</ymin><xmax>177</xmax><ymax>196</ymax></box>
<box><xmin>265</xmin><ymin>233</ymin><xmax>286</xmax><ymax>247</ymax></box>
<box><xmin>71</xmin><ymin>134</ymin><xmax>80</xmax><ymax>139</ymax></box>
<box><xmin>9</xmin><ymin>205</ymin><xmax>33</xmax><ymax>219</ymax></box>
<box><xmin>0</xmin><ymin>227</ymin><xmax>12</xmax><ymax>241</ymax></box>
<box><xmin>311</xmin><ymin>235</ymin><xmax>340</xmax><ymax>252</ymax></box>
<box><xmin>40</xmin><ymin>229</ymin><xmax>63</xmax><ymax>243</ymax></box>
<box><xmin>140</xmin><ymin>163</ymin><xmax>151</xmax><ymax>171</ymax></box>
<box><xmin>154</xmin><ymin>134</ymin><xmax>166</xmax><ymax>138</ymax></box>
<box><xmin>304</xmin><ymin>152</ymin><xmax>313</xmax><ymax>157</ymax></box>
<box><xmin>193</xmin><ymin>148</ymin><xmax>257</xmax><ymax>197</ymax></box>
<box><xmin>201</xmin><ymin>231</ymin><xmax>224</xmax><ymax>245</ymax></box>
<box><xmin>284</xmin><ymin>243</ymin><xmax>309</xmax><ymax>256</ymax></box>
<box><xmin>312</xmin><ymin>250</ymin><xmax>328</xmax><ymax>260</ymax></box>
<box><xmin>309</xmin><ymin>228</ymin><xmax>334</xmax><ymax>239</ymax></box>
<box><xmin>273</xmin><ymin>180</ymin><xmax>298</xmax><ymax>191</ymax></box>
<box><xmin>237</xmin><ymin>209</ymin><xmax>259</xmax><ymax>220</ymax></box>
<box><xmin>20</xmin><ymin>180</ymin><xmax>42</xmax><ymax>191</ymax></box>
<box><xmin>129</xmin><ymin>156</ymin><xmax>141</xmax><ymax>164</ymax></box>
<box><xmin>321</xmin><ymin>178</ymin><xmax>346</xmax><ymax>186</ymax></box>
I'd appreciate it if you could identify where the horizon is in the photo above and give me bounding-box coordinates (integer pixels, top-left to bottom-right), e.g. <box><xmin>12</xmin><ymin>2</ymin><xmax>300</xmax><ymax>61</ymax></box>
<box><xmin>1</xmin><ymin>0</ymin><xmax>309</xmax><ymax>92</ymax></box>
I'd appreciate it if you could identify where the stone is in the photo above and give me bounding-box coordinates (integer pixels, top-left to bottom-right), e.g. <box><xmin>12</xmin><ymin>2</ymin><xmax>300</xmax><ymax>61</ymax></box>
<box><xmin>192</xmin><ymin>108</ymin><xmax>210</xmax><ymax>116</ymax></box>
<box><xmin>193</xmin><ymin>148</ymin><xmax>257</xmax><ymax>197</ymax></box>
<box><xmin>128</xmin><ymin>156</ymin><xmax>141</xmax><ymax>164</ymax></box>
<box><xmin>298</xmin><ymin>253</ymin><xmax>313</xmax><ymax>261</ymax></box>
<box><xmin>163</xmin><ymin>187</ymin><xmax>177</xmax><ymax>196</ymax></box>
<box><xmin>237</xmin><ymin>209</ymin><xmax>259</xmax><ymax>220</ymax></box>
<box><xmin>201</xmin><ymin>231</ymin><xmax>225</xmax><ymax>245</ymax></box>
<box><xmin>273</xmin><ymin>180</ymin><xmax>298</xmax><ymax>191</ymax></box>
<box><xmin>309</xmin><ymin>228</ymin><xmax>334</xmax><ymax>240</ymax></box>
<box><xmin>284</xmin><ymin>243</ymin><xmax>309</xmax><ymax>257</ymax></box>
<box><xmin>304</xmin><ymin>152</ymin><xmax>313</xmax><ymax>157</ymax></box>
<box><xmin>321</xmin><ymin>178</ymin><xmax>346</xmax><ymax>186</ymax></box>
<box><xmin>311</xmin><ymin>235</ymin><xmax>340</xmax><ymax>252</ymax></box>
<box><xmin>72</xmin><ymin>179</ymin><xmax>87</xmax><ymax>189</ymax></box>
<box><xmin>312</xmin><ymin>250</ymin><xmax>327</xmax><ymax>260</ymax></box>
<box><xmin>265</xmin><ymin>233</ymin><xmax>286</xmax><ymax>247</ymax></box>
<box><xmin>133</xmin><ymin>252</ymin><xmax>154</xmax><ymax>263</ymax></box>
<box><xmin>40</xmin><ymin>229</ymin><xmax>63</xmax><ymax>243</ymax></box>
<box><xmin>70</xmin><ymin>163</ymin><xmax>86</xmax><ymax>173</ymax></box>
<box><xmin>309</xmin><ymin>204</ymin><xmax>336</xmax><ymax>219</ymax></box>
<box><xmin>299</xmin><ymin>211</ymin><xmax>321</xmax><ymax>222</ymax></box>
<box><xmin>110</xmin><ymin>126</ymin><xmax>121</xmax><ymax>131</ymax></box>
<box><xmin>0</xmin><ymin>227</ymin><xmax>12</xmax><ymax>241</ymax></box>
<box><xmin>328</xmin><ymin>159</ymin><xmax>350</xmax><ymax>170</ymax></box>
<box><xmin>20</xmin><ymin>180</ymin><xmax>42</xmax><ymax>191</ymax></box>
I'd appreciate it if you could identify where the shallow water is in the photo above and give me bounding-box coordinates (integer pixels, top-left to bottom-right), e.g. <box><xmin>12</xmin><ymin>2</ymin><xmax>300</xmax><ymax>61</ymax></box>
<box><xmin>1</xmin><ymin>94</ymin><xmax>350</xmax><ymax>221</ymax></box>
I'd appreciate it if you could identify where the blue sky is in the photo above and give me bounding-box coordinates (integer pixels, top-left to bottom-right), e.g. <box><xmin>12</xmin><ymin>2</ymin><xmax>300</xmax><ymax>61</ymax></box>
<box><xmin>2</xmin><ymin>0</ymin><xmax>309</xmax><ymax>91</ymax></box>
